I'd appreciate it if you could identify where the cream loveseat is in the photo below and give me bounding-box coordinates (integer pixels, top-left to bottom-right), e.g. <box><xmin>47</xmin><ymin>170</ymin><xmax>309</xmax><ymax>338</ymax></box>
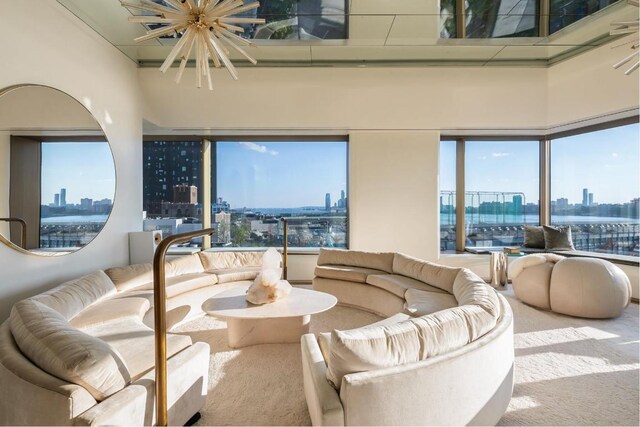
<box><xmin>302</xmin><ymin>249</ymin><xmax>514</xmax><ymax>426</ymax></box>
<box><xmin>0</xmin><ymin>250</ymin><xmax>266</xmax><ymax>426</ymax></box>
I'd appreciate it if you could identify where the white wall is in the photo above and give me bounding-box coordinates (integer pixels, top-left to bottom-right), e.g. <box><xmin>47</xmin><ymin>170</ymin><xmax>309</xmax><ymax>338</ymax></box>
<box><xmin>350</xmin><ymin>131</ymin><xmax>440</xmax><ymax>260</ymax></box>
<box><xmin>0</xmin><ymin>0</ymin><xmax>143</xmax><ymax>321</ymax></box>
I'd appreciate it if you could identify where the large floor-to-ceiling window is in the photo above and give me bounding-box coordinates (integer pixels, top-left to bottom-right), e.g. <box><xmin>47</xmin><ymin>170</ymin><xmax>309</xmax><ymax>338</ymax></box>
<box><xmin>143</xmin><ymin>137</ymin><xmax>348</xmax><ymax>249</ymax></box>
<box><xmin>550</xmin><ymin>122</ymin><xmax>639</xmax><ymax>256</ymax></box>
<box><xmin>440</xmin><ymin>118</ymin><xmax>639</xmax><ymax>259</ymax></box>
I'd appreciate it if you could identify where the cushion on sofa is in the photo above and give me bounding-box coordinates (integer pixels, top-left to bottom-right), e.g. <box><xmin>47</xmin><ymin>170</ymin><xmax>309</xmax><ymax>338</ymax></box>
<box><xmin>138</xmin><ymin>273</ymin><xmax>218</xmax><ymax>298</ymax></box>
<box><xmin>366</xmin><ymin>274</ymin><xmax>448</xmax><ymax>298</ymax></box>
<box><xmin>392</xmin><ymin>253</ymin><xmax>461</xmax><ymax>293</ymax></box>
<box><xmin>31</xmin><ymin>271</ymin><xmax>116</xmax><ymax>320</ymax></box>
<box><xmin>83</xmin><ymin>318</ymin><xmax>192</xmax><ymax>381</ymax></box>
<box><xmin>326</xmin><ymin>304</ymin><xmax>496</xmax><ymax>389</ymax></box>
<box><xmin>105</xmin><ymin>263</ymin><xmax>153</xmax><ymax>292</ymax></box>
<box><xmin>543</xmin><ymin>225</ymin><xmax>575</xmax><ymax>251</ymax></box>
<box><xmin>404</xmin><ymin>288</ymin><xmax>458</xmax><ymax>316</ymax></box>
<box><xmin>209</xmin><ymin>267</ymin><xmax>261</xmax><ymax>283</ymax></box>
<box><xmin>198</xmin><ymin>251</ymin><xmax>264</xmax><ymax>271</ymax></box>
<box><xmin>165</xmin><ymin>254</ymin><xmax>205</xmax><ymax>277</ymax></box>
<box><xmin>317</xmin><ymin>248</ymin><xmax>394</xmax><ymax>273</ymax></box>
<box><xmin>70</xmin><ymin>297</ymin><xmax>151</xmax><ymax>329</ymax></box>
<box><xmin>318</xmin><ymin>332</ymin><xmax>332</xmax><ymax>365</ymax></box>
<box><xmin>523</xmin><ymin>225</ymin><xmax>545</xmax><ymax>249</ymax></box>
<box><xmin>315</xmin><ymin>265</ymin><xmax>387</xmax><ymax>283</ymax></box>
<box><xmin>9</xmin><ymin>300</ymin><xmax>130</xmax><ymax>401</ymax></box>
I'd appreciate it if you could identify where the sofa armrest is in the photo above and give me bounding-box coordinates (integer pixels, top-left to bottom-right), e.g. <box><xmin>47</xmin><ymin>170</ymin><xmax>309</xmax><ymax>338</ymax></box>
<box><xmin>73</xmin><ymin>384</ymin><xmax>148</xmax><ymax>426</ymax></box>
<box><xmin>301</xmin><ymin>334</ymin><xmax>344</xmax><ymax>426</ymax></box>
<box><xmin>74</xmin><ymin>342</ymin><xmax>210</xmax><ymax>426</ymax></box>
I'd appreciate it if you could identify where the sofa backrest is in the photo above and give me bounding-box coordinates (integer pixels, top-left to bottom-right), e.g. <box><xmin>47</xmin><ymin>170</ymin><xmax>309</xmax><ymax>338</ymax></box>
<box><xmin>392</xmin><ymin>253</ymin><xmax>461</xmax><ymax>293</ymax></box>
<box><xmin>31</xmin><ymin>271</ymin><xmax>116</xmax><ymax>321</ymax></box>
<box><xmin>317</xmin><ymin>248</ymin><xmax>395</xmax><ymax>273</ymax></box>
<box><xmin>9</xmin><ymin>299</ymin><xmax>130</xmax><ymax>401</ymax></box>
<box><xmin>198</xmin><ymin>251</ymin><xmax>265</xmax><ymax>271</ymax></box>
<box><xmin>105</xmin><ymin>263</ymin><xmax>153</xmax><ymax>293</ymax></box>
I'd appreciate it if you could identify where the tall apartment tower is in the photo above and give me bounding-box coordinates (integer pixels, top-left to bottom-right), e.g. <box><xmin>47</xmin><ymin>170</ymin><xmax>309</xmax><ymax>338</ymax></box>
<box><xmin>588</xmin><ymin>193</ymin><xmax>594</xmax><ymax>206</ymax></box>
<box><xmin>582</xmin><ymin>188</ymin><xmax>589</xmax><ymax>206</ymax></box>
<box><xmin>54</xmin><ymin>193</ymin><xmax>60</xmax><ymax>207</ymax></box>
<box><xmin>173</xmin><ymin>184</ymin><xmax>198</xmax><ymax>204</ymax></box>
<box><xmin>325</xmin><ymin>193</ymin><xmax>331</xmax><ymax>211</ymax></box>
<box><xmin>60</xmin><ymin>188</ymin><xmax>67</xmax><ymax>207</ymax></box>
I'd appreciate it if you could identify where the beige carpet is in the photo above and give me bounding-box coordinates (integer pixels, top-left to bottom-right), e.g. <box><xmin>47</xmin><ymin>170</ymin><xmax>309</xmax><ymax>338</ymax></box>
<box><xmin>174</xmin><ymin>290</ymin><xmax>639</xmax><ymax>426</ymax></box>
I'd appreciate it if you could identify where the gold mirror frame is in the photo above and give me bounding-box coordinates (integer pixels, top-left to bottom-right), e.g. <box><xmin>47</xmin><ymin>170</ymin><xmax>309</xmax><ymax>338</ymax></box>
<box><xmin>0</xmin><ymin>84</ymin><xmax>117</xmax><ymax>257</ymax></box>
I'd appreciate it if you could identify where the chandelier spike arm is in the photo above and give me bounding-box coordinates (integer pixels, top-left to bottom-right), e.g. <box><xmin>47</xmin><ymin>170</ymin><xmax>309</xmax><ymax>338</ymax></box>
<box><xmin>214</xmin><ymin>25</ymin><xmax>254</xmax><ymax>46</ymax></box>
<box><xmin>204</xmin><ymin>0</ymin><xmax>225</xmax><ymax>13</ymax></box>
<box><xmin>185</xmin><ymin>0</ymin><xmax>198</xmax><ymax>11</ymax></box>
<box><xmin>137</xmin><ymin>0</ymin><xmax>181</xmax><ymax>13</ymax></box>
<box><xmin>199</xmin><ymin>32</ymin><xmax>215</xmax><ymax>90</ymax></box>
<box><xmin>134</xmin><ymin>23</ymin><xmax>187</xmax><ymax>43</ymax></box>
<box><xmin>218</xmin><ymin>22</ymin><xmax>245</xmax><ymax>33</ymax></box>
<box><xmin>625</xmin><ymin>60</ymin><xmax>639</xmax><ymax>75</ymax></box>
<box><xmin>222</xmin><ymin>2</ymin><xmax>261</xmax><ymax>16</ymax></box>
<box><xmin>160</xmin><ymin>26</ymin><xmax>195</xmax><ymax>73</ymax></box>
<box><xmin>163</xmin><ymin>0</ymin><xmax>190</xmax><ymax>12</ymax></box>
<box><xmin>210</xmin><ymin>0</ymin><xmax>245</xmax><ymax>17</ymax></box>
<box><xmin>121</xmin><ymin>1</ymin><xmax>180</xmax><ymax>17</ymax></box>
<box><xmin>128</xmin><ymin>16</ymin><xmax>178</xmax><ymax>24</ymax></box>
<box><xmin>218</xmin><ymin>17</ymin><xmax>266</xmax><ymax>24</ymax></box>
<box><xmin>207</xmin><ymin>35</ymin><xmax>239</xmax><ymax>79</ymax></box>
<box><xmin>613</xmin><ymin>49</ymin><xmax>640</xmax><ymax>69</ymax></box>
<box><xmin>175</xmin><ymin>30</ymin><xmax>198</xmax><ymax>83</ymax></box>
<box><xmin>215</xmin><ymin>30</ymin><xmax>257</xmax><ymax>64</ymax></box>
<box><xmin>203</xmin><ymin>31</ymin><xmax>223</xmax><ymax>68</ymax></box>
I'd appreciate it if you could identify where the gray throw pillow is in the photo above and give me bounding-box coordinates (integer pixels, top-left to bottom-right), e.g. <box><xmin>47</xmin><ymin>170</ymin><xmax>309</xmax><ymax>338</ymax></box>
<box><xmin>523</xmin><ymin>225</ymin><xmax>545</xmax><ymax>248</ymax></box>
<box><xmin>543</xmin><ymin>225</ymin><xmax>575</xmax><ymax>251</ymax></box>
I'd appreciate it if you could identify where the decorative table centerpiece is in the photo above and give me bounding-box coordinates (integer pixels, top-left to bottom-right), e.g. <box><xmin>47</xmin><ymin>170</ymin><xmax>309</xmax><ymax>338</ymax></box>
<box><xmin>246</xmin><ymin>248</ymin><xmax>292</xmax><ymax>305</ymax></box>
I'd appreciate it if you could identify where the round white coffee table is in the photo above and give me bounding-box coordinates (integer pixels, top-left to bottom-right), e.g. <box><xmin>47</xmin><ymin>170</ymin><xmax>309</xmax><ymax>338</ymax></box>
<box><xmin>202</xmin><ymin>285</ymin><xmax>337</xmax><ymax>348</ymax></box>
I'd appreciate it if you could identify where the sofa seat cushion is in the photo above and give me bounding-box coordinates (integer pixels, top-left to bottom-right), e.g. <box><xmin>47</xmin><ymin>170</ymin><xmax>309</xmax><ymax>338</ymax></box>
<box><xmin>10</xmin><ymin>300</ymin><xmax>130</xmax><ymax>401</ymax></box>
<box><xmin>366</xmin><ymin>274</ymin><xmax>448</xmax><ymax>298</ymax></box>
<box><xmin>138</xmin><ymin>273</ymin><xmax>218</xmax><ymax>298</ymax></box>
<box><xmin>83</xmin><ymin>319</ymin><xmax>192</xmax><ymax>381</ymax></box>
<box><xmin>209</xmin><ymin>267</ymin><xmax>261</xmax><ymax>284</ymax></box>
<box><xmin>70</xmin><ymin>297</ymin><xmax>151</xmax><ymax>329</ymax></box>
<box><xmin>404</xmin><ymin>288</ymin><xmax>458</xmax><ymax>316</ymax></box>
<box><xmin>317</xmin><ymin>248</ymin><xmax>394</xmax><ymax>273</ymax></box>
<box><xmin>315</xmin><ymin>265</ymin><xmax>387</xmax><ymax>283</ymax></box>
<box><xmin>392</xmin><ymin>253</ymin><xmax>462</xmax><ymax>294</ymax></box>
<box><xmin>105</xmin><ymin>263</ymin><xmax>153</xmax><ymax>293</ymax></box>
<box><xmin>326</xmin><ymin>304</ymin><xmax>497</xmax><ymax>389</ymax></box>
<box><xmin>199</xmin><ymin>251</ymin><xmax>264</xmax><ymax>271</ymax></box>
<box><xmin>31</xmin><ymin>271</ymin><xmax>116</xmax><ymax>320</ymax></box>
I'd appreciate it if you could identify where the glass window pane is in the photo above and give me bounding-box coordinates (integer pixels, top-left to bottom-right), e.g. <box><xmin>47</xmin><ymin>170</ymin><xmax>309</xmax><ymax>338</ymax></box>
<box><xmin>215</xmin><ymin>141</ymin><xmax>348</xmax><ymax>248</ymax></box>
<box><xmin>142</xmin><ymin>140</ymin><xmax>204</xmax><ymax>246</ymax></box>
<box><xmin>440</xmin><ymin>0</ymin><xmax>457</xmax><ymax>38</ymax></box>
<box><xmin>550</xmin><ymin>123</ymin><xmax>639</xmax><ymax>257</ymax></box>
<box><xmin>466</xmin><ymin>0</ymin><xmax>539</xmax><ymax>38</ymax></box>
<box><xmin>550</xmin><ymin>0</ymin><xmax>620</xmax><ymax>34</ymax></box>
<box><xmin>465</xmin><ymin>141</ymin><xmax>540</xmax><ymax>247</ymax></box>
<box><xmin>440</xmin><ymin>140</ymin><xmax>457</xmax><ymax>252</ymax></box>
<box><xmin>40</xmin><ymin>142</ymin><xmax>114</xmax><ymax>250</ymax></box>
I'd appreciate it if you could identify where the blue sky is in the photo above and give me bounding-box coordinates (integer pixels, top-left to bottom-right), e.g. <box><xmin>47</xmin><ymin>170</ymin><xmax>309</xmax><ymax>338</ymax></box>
<box><xmin>217</xmin><ymin>141</ymin><xmax>348</xmax><ymax>208</ymax></box>
<box><xmin>41</xmin><ymin>142</ymin><xmax>115</xmax><ymax>205</ymax></box>
<box><xmin>441</xmin><ymin>123</ymin><xmax>639</xmax><ymax>205</ymax></box>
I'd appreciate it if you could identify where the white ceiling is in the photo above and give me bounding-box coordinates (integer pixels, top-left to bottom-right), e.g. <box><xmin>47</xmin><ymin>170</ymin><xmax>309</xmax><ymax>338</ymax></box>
<box><xmin>57</xmin><ymin>0</ymin><xmax>638</xmax><ymax>67</ymax></box>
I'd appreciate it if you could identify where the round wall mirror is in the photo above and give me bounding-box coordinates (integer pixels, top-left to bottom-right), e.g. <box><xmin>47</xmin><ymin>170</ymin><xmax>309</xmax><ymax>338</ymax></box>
<box><xmin>0</xmin><ymin>85</ymin><xmax>115</xmax><ymax>256</ymax></box>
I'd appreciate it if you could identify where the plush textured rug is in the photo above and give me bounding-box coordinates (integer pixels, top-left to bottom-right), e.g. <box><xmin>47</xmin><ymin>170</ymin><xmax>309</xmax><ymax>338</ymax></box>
<box><xmin>175</xmin><ymin>289</ymin><xmax>639</xmax><ymax>426</ymax></box>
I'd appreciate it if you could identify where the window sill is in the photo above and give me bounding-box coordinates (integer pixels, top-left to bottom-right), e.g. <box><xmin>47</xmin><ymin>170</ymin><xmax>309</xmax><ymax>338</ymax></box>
<box><xmin>464</xmin><ymin>246</ymin><xmax>639</xmax><ymax>267</ymax></box>
<box><xmin>203</xmin><ymin>247</ymin><xmax>322</xmax><ymax>255</ymax></box>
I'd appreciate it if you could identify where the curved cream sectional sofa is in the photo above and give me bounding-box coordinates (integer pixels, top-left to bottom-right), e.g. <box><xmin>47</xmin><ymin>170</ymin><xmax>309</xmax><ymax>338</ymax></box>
<box><xmin>0</xmin><ymin>251</ymin><xmax>266</xmax><ymax>426</ymax></box>
<box><xmin>302</xmin><ymin>249</ymin><xmax>514</xmax><ymax>426</ymax></box>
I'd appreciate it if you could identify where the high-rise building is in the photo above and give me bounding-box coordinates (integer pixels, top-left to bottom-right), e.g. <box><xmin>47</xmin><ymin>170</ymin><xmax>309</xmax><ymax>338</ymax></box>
<box><xmin>588</xmin><ymin>193</ymin><xmax>593</xmax><ymax>206</ymax></box>
<box><xmin>54</xmin><ymin>193</ymin><xmax>60</xmax><ymax>207</ymax></box>
<box><xmin>325</xmin><ymin>193</ymin><xmax>331</xmax><ymax>211</ymax></box>
<box><xmin>80</xmin><ymin>198</ymin><xmax>93</xmax><ymax>211</ymax></box>
<box><xmin>60</xmin><ymin>188</ymin><xmax>67</xmax><ymax>207</ymax></box>
<box><xmin>142</xmin><ymin>141</ymin><xmax>205</xmax><ymax>214</ymax></box>
<box><xmin>582</xmin><ymin>188</ymin><xmax>588</xmax><ymax>206</ymax></box>
<box><xmin>173</xmin><ymin>184</ymin><xmax>198</xmax><ymax>204</ymax></box>
<box><xmin>512</xmin><ymin>195</ymin><xmax>523</xmax><ymax>215</ymax></box>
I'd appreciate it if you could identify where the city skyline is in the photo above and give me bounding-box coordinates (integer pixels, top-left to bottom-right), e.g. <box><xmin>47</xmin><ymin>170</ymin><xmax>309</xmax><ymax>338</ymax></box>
<box><xmin>41</xmin><ymin>142</ymin><xmax>115</xmax><ymax>205</ymax></box>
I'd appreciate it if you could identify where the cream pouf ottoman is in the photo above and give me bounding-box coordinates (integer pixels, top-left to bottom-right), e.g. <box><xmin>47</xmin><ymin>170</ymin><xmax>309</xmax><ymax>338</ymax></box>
<box><xmin>510</xmin><ymin>254</ymin><xmax>565</xmax><ymax>310</ymax></box>
<box><xmin>550</xmin><ymin>258</ymin><xmax>631</xmax><ymax>319</ymax></box>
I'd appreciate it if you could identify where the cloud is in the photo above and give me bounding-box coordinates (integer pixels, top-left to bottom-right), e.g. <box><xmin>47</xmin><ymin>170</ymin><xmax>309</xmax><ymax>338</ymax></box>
<box><xmin>491</xmin><ymin>152</ymin><xmax>510</xmax><ymax>157</ymax></box>
<box><xmin>611</xmin><ymin>152</ymin><xmax>618</xmax><ymax>157</ymax></box>
<box><xmin>239</xmin><ymin>141</ymin><xmax>278</xmax><ymax>156</ymax></box>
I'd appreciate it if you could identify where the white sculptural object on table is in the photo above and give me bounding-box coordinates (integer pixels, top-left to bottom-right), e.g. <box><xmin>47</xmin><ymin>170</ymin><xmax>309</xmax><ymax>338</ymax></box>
<box><xmin>246</xmin><ymin>248</ymin><xmax>292</xmax><ymax>305</ymax></box>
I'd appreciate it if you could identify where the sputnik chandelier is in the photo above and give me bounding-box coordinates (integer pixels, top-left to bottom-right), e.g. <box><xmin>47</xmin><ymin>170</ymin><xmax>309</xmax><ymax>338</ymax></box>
<box><xmin>121</xmin><ymin>0</ymin><xmax>265</xmax><ymax>89</ymax></box>
<box><xmin>610</xmin><ymin>0</ymin><xmax>639</xmax><ymax>75</ymax></box>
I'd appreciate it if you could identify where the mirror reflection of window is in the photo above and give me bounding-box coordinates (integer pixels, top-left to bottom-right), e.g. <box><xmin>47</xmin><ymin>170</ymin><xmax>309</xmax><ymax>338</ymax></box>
<box><xmin>39</xmin><ymin>141</ymin><xmax>114</xmax><ymax>251</ymax></box>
